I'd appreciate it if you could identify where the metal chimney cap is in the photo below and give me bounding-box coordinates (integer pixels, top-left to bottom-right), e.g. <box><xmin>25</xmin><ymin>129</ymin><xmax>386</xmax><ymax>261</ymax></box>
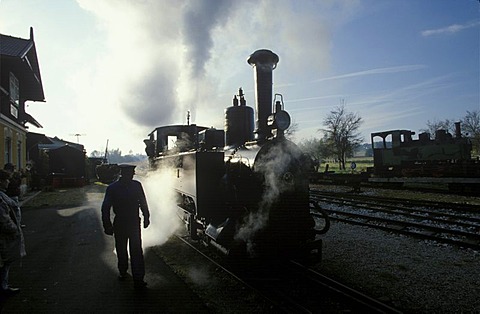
<box><xmin>247</xmin><ymin>49</ymin><xmax>279</xmax><ymax>67</ymax></box>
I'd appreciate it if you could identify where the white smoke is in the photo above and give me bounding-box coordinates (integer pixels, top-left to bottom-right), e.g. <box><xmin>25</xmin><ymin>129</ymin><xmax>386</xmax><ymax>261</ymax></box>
<box><xmin>187</xmin><ymin>266</ymin><xmax>211</xmax><ymax>285</ymax></box>
<box><xmin>71</xmin><ymin>0</ymin><xmax>358</xmax><ymax>245</ymax></box>
<box><xmin>257</xmin><ymin>145</ymin><xmax>297</xmax><ymax>204</ymax></box>
<box><xmin>137</xmin><ymin>165</ymin><xmax>183</xmax><ymax>248</ymax></box>
<box><xmin>72</xmin><ymin>0</ymin><xmax>357</xmax><ymax>153</ymax></box>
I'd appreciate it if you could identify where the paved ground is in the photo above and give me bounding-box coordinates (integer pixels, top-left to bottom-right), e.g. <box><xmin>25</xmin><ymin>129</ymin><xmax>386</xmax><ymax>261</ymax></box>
<box><xmin>0</xmin><ymin>185</ymin><xmax>210</xmax><ymax>313</ymax></box>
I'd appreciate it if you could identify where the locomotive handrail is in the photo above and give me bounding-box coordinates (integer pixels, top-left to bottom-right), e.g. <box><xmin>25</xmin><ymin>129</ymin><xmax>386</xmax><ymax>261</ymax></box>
<box><xmin>310</xmin><ymin>200</ymin><xmax>331</xmax><ymax>234</ymax></box>
<box><xmin>228</xmin><ymin>153</ymin><xmax>252</xmax><ymax>168</ymax></box>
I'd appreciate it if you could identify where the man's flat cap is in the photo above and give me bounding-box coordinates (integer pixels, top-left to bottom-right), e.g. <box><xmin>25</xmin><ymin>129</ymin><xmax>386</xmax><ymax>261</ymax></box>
<box><xmin>4</xmin><ymin>163</ymin><xmax>15</xmax><ymax>171</ymax></box>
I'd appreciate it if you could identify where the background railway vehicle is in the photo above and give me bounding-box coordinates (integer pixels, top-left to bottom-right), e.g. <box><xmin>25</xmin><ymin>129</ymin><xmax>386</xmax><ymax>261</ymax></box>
<box><xmin>144</xmin><ymin>49</ymin><xmax>329</xmax><ymax>260</ymax></box>
<box><xmin>367</xmin><ymin>123</ymin><xmax>480</xmax><ymax>193</ymax></box>
<box><xmin>95</xmin><ymin>140</ymin><xmax>119</xmax><ymax>184</ymax></box>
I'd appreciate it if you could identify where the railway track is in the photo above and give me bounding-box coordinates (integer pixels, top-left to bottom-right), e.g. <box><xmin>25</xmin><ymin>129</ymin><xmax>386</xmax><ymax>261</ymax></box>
<box><xmin>286</xmin><ymin>260</ymin><xmax>402</xmax><ymax>313</ymax></box>
<box><xmin>311</xmin><ymin>189</ymin><xmax>480</xmax><ymax>212</ymax></box>
<box><xmin>238</xmin><ymin>259</ymin><xmax>403</xmax><ymax>313</ymax></box>
<box><xmin>174</xmin><ymin>235</ymin><xmax>401</xmax><ymax>313</ymax></box>
<box><xmin>310</xmin><ymin>189</ymin><xmax>480</xmax><ymax>250</ymax></box>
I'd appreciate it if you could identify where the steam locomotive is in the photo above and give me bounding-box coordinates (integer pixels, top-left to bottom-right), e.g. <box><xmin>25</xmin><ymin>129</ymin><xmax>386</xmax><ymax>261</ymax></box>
<box><xmin>368</xmin><ymin>124</ymin><xmax>480</xmax><ymax>192</ymax></box>
<box><xmin>144</xmin><ymin>50</ymin><xmax>328</xmax><ymax>258</ymax></box>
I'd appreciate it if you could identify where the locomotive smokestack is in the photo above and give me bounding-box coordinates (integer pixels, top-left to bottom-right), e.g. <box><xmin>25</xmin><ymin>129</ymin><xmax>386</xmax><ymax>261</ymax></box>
<box><xmin>455</xmin><ymin>121</ymin><xmax>462</xmax><ymax>139</ymax></box>
<box><xmin>248</xmin><ymin>49</ymin><xmax>279</xmax><ymax>141</ymax></box>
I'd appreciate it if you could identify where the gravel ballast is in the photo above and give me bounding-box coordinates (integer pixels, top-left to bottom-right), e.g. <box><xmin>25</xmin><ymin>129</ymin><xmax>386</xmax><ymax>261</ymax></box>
<box><xmin>314</xmin><ymin>185</ymin><xmax>480</xmax><ymax>313</ymax></box>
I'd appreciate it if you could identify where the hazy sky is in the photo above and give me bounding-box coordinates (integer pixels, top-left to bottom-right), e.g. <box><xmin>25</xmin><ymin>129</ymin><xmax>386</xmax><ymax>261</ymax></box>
<box><xmin>1</xmin><ymin>0</ymin><xmax>479</xmax><ymax>155</ymax></box>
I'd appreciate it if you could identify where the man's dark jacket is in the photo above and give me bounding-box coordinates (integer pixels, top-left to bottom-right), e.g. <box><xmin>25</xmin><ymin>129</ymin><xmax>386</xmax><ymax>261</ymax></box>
<box><xmin>101</xmin><ymin>179</ymin><xmax>150</xmax><ymax>232</ymax></box>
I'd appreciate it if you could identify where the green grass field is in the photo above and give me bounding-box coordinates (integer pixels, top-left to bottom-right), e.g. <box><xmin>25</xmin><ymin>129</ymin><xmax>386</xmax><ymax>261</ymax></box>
<box><xmin>319</xmin><ymin>156</ymin><xmax>373</xmax><ymax>173</ymax></box>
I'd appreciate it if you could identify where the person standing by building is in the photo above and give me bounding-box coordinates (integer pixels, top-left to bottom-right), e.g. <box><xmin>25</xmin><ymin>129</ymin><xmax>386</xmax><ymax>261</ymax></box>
<box><xmin>0</xmin><ymin>169</ymin><xmax>25</xmax><ymax>296</ymax></box>
<box><xmin>101</xmin><ymin>164</ymin><xmax>150</xmax><ymax>290</ymax></box>
<box><xmin>3</xmin><ymin>163</ymin><xmax>23</xmax><ymax>228</ymax></box>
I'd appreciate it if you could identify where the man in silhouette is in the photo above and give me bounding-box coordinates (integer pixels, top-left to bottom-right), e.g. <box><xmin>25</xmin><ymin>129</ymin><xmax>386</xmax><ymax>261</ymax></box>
<box><xmin>101</xmin><ymin>164</ymin><xmax>150</xmax><ymax>290</ymax></box>
<box><xmin>0</xmin><ymin>169</ymin><xmax>25</xmax><ymax>297</ymax></box>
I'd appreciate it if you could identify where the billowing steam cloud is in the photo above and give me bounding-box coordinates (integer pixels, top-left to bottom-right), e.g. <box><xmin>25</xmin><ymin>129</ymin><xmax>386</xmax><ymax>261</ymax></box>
<box><xmin>74</xmin><ymin>0</ymin><xmax>356</xmax><ymax>153</ymax></box>
<box><xmin>256</xmin><ymin>145</ymin><xmax>299</xmax><ymax>203</ymax></box>
<box><xmin>181</xmin><ymin>0</ymin><xmax>235</xmax><ymax>78</ymax></box>
<box><xmin>136</xmin><ymin>164</ymin><xmax>183</xmax><ymax>248</ymax></box>
<box><xmin>72</xmin><ymin>0</ymin><xmax>355</xmax><ymax>245</ymax></box>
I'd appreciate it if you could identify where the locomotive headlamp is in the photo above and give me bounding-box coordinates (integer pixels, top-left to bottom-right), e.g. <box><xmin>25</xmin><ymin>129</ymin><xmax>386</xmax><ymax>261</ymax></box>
<box><xmin>267</xmin><ymin>110</ymin><xmax>291</xmax><ymax>131</ymax></box>
<box><xmin>274</xmin><ymin>110</ymin><xmax>291</xmax><ymax>131</ymax></box>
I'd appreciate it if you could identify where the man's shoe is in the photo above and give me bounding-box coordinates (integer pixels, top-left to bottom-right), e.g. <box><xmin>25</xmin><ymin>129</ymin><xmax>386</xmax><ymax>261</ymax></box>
<box><xmin>1</xmin><ymin>287</ymin><xmax>20</xmax><ymax>296</ymax></box>
<box><xmin>118</xmin><ymin>273</ymin><xmax>128</xmax><ymax>281</ymax></box>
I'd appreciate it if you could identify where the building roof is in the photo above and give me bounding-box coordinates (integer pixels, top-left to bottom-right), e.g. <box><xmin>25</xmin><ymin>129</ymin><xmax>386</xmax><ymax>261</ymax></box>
<box><xmin>38</xmin><ymin>136</ymin><xmax>85</xmax><ymax>152</ymax></box>
<box><xmin>27</xmin><ymin>132</ymin><xmax>54</xmax><ymax>145</ymax></box>
<box><xmin>23</xmin><ymin>112</ymin><xmax>43</xmax><ymax>128</ymax></box>
<box><xmin>0</xmin><ymin>27</ymin><xmax>45</xmax><ymax>101</ymax></box>
<box><xmin>0</xmin><ymin>34</ymin><xmax>33</xmax><ymax>57</ymax></box>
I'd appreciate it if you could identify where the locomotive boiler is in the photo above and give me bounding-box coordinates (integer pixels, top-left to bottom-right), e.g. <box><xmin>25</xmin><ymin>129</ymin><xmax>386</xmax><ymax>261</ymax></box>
<box><xmin>144</xmin><ymin>49</ymin><xmax>328</xmax><ymax>258</ymax></box>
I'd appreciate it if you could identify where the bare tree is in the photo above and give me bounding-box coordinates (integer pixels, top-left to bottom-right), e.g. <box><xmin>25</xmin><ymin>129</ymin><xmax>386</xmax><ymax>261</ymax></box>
<box><xmin>463</xmin><ymin>110</ymin><xmax>480</xmax><ymax>155</ymax></box>
<box><xmin>297</xmin><ymin>136</ymin><xmax>330</xmax><ymax>172</ymax></box>
<box><xmin>320</xmin><ymin>105</ymin><xmax>363</xmax><ymax>170</ymax></box>
<box><xmin>89</xmin><ymin>150</ymin><xmax>104</xmax><ymax>158</ymax></box>
<box><xmin>421</xmin><ymin>110</ymin><xmax>480</xmax><ymax>156</ymax></box>
<box><xmin>420</xmin><ymin>119</ymin><xmax>456</xmax><ymax>138</ymax></box>
<box><xmin>284</xmin><ymin>121</ymin><xmax>298</xmax><ymax>140</ymax></box>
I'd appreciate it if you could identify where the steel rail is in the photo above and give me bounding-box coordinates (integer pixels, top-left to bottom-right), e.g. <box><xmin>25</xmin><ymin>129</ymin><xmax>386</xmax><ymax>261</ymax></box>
<box><xmin>173</xmin><ymin>235</ymin><xmax>307</xmax><ymax>313</ymax></box>
<box><xmin>173</xmin><ymin>234</ymin><xmax>404</xmax><ymax>312</ymax></box>
<box><xmin>309</xmin><ymin>191</ymin><xmax>480</xmax><ymax>249</ymax></box>
<box><xmin>313</xmin><ymin>195</ymin><xmax>480</xmax><ymax>228</ymax></box>
<box><xmin>312</xmin><ymin>210</ymin><xmax>480</xmax><ymax>250</ymax></box>
<box><xmin>288</xmin><ymin>260</ymin><xmax>403</xmax><ymax>314</ymax></box>
<box><xmin>310</xmin><ymin>189</ymin><xmax>480</xmax><ymax>213</ymax></box>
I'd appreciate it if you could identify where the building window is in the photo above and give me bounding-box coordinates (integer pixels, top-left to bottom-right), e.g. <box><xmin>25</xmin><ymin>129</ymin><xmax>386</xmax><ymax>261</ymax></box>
<box><xmin>9</xmin><ymin>72</ymin><xmax>19</xmax><ymax>107</ymax></box>
<box><xmin>5</xmin><ymin>137</ymin><xmax>12</xmax><ymax>163</ymax></box>
<box><xmin>9</xmin><ymin>72</ymin><xmax>20</xmax><ymax>118</ymax></box>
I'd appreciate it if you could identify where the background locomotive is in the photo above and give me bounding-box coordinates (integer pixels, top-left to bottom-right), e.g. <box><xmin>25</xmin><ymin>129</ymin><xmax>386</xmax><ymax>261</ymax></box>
<box><xmin>368</xmin><ymin>123</ymin><xmax>480</xmax><ymax>192</ymax></box>
<box><xmin>144</xmin><ymin>49</ymin><xmax>328</xmax><ymax>258</ymax></box>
